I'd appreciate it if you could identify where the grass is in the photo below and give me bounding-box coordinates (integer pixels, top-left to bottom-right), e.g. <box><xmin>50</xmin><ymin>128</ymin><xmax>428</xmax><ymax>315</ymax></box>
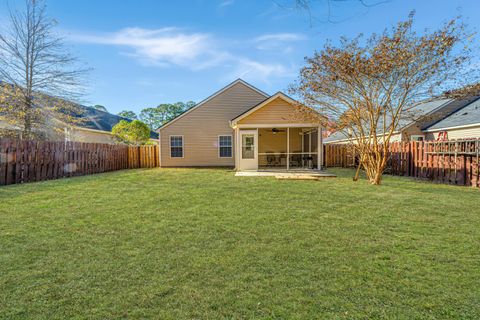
<box><xmin>0</xmin><ymin>168</ymin><xmax>479</xmax><ymax>319</ymax></box>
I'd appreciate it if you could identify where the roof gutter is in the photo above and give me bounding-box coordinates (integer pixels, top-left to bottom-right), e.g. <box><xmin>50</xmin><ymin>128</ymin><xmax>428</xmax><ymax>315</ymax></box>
<box><xmin>423</xmin><ymin>122</ymin><xmax>480</xmax><ymax>132</ymax></box>
<box><xmin>324</xmin><ymin>130</ymin><xmax>402</xmax><ymax>143</ymax></box>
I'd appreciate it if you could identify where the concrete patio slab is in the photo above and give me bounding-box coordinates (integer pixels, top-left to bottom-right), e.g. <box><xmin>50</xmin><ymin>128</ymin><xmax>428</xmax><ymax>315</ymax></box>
<box><xmin>235</xmin><ymin>170</ymin><xmax>336</xmax><ymax>180</ymax></box>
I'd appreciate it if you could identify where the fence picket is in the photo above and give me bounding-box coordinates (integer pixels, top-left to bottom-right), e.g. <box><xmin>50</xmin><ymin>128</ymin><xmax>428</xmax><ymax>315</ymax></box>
<box><xmin>0</xmin><ymin>138</ymin><xmax>159</xmax><ymax>186</ymax></box>
<box><xmin>325</xmin><ymin>139</ymin><xmax>480</xmax><ymax>188</ymax></box>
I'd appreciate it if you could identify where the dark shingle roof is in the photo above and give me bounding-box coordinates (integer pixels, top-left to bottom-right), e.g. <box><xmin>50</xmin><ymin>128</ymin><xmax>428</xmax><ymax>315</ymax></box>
<box><xmin>426</xmin><ymin>97</ymin><xmax>480</xmax><ymax>130</ymax></box>
<box><xmin>324</xmin><ymin>98</ymin><xmax>452</xmax><ymax>143</ymax></box>
<box><xmin>0</xmin><ymin>82</ymin><xmax>158</xmax><ymax>139</ymax></box>
<box><xmin>74</xmin><ymin>106</ymin><xmax>159</xmax><ymax>139</ymax></box>
<box><xmin>75</xmin><ymin>106</ymin><xmax>127</xmax><ymax>131</ymax></box>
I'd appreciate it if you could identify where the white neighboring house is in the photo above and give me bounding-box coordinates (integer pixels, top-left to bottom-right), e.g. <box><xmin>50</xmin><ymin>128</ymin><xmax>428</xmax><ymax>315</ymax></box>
<box><xmin>424</xmin><ymin>97</ymin><xmax>480</xmax><ymax>140</ymax></box>
<box><xmin>0</xmin><ymin>105</ymin><xmax>159</xmax><ymax>143</ymax></box>
<box><xmin>324</xmin><ymin>97</ymin><xmax>480</xmax><ymax>144</ymax></box>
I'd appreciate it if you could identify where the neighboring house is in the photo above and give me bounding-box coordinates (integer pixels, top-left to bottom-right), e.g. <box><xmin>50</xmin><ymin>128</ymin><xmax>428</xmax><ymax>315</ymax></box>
<box><xmin>158</xmin><ymin>79</ymin><xmax>323</xmax><ymax>171</ymax></box>
<box><xmin>0</xmin><ymin>103</ymin><xmax>158</xmax><ymax>144</ymax></box>
<box><xmin>324</xmin><ymin>96</ymin><xmax>479</xmax><ymax>144</ymax></box>
<box><xmin>64</xmin><ymin>105</ymin><xmax>158</xmax><ymax>143</ymax></box>
<box><xmin>424</xmin><ymin>97</ymin><xmax>480</xmax><ymax>140</ymax></box>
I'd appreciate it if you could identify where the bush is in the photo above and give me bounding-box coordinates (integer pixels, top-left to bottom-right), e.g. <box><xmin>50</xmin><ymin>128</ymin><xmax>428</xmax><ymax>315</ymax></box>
<box><xmin>111</xmin><ymin>120</ymin><xmax>151</xmax><ymax>146</ymax></box>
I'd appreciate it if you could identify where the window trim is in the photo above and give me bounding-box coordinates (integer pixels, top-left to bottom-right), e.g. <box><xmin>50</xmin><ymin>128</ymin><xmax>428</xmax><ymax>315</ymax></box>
<box><xmin>169</xmin><ymin>135</ymin><xmax>184</xmax><ymax>158</ymax></box>
<box><xmin>410</xmin><ymin>134</ymin><xmax>425</xmax><ymax>142</ymax></box>
<box><xmin>218</xmin><ymin>135</ymin><xmax>233</xmax><ymax>158</ymax></box>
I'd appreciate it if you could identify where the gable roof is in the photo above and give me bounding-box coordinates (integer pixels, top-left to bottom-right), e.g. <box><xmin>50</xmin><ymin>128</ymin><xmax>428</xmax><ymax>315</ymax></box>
<box><xmin>230</xmin><ymin>92</ymin><xmax>301</xmax><ymax>125</ymax></box>
<box><xmin>425</xmin><ymin>97</ymin><xmax>480</xmax><ymax>131</ymax></box>
<box><xmin>74</xmin><ymin>106</ymin><xmax>129</xmax><ymax>132</ymax></box>
<box><xmin>405</xmin><ymin>99</ymin><xmax>453</xmax><ymax>129</ymax></box>
<box><xmin>158</xmin><ymin>79</ymin><xmax>269</xmax><ymax>131</ymax></box>
<box><xmin>0</xmin><ymin>81</ymin><xmax>158</xmax><ymax>139</ymax></box>
<box><xmin>73</xmin><ymin>106</ymin><xmax>159</xmax><ymax>139</ymax></box>
<box><xmin>323</xmin><ymin>131</ymin><xmax>351</xmax><ymax>143</ymax></box>
<box><xmin>324</xmin><ymin>98</ymin><xmax>454</xmax><ymax>143</ymax></box>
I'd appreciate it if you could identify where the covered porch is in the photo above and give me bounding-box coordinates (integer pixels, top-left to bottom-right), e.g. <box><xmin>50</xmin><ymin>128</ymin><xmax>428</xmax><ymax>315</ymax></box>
<box><xmin>234</xmin><ymin>125</ymin><xmax>323</xmax><ymax>172</ymax></box>
<box><xmin>230</xmin><ymin>92</ymin><xmax>325</xmax><ymax>173</ymax></box>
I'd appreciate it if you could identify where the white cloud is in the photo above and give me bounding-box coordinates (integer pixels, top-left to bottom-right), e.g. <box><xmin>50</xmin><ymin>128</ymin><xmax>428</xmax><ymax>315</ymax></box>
<box><xmin>253</xmin><ymin>33</ymin><xmax>306</xmax><ymax>52</ymax></box>
<box><xmin>254</xmin><ymin>33</ymin><xmax>306</xmax><ymax>42</ymax></box>
<box><xmin>230</xmin><ymin>58</ymin><xmax>296</xmax><ymax>83</ymax></box>
<box><xmin>71</xmin><ymin>27</ymin><xmax>297</xmax><ymax>83</ymax></box>
<box><xmin>72</xmin><ymin>27</ymin><xmax>215</xmax><ymax>67</ymax></box>
<box><xmin>219</xmin><ymin>0</ymin><xmax>235</xmax><ymax>8</ymax></box>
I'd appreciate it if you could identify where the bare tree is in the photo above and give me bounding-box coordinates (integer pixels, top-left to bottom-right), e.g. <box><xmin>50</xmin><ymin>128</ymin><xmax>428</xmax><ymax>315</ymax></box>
<box><xmin>290</xmin><ymin>14</ymin><xmax>478</xmax><ymax>185</ymax></box>
<box><xmin>283</xmin><ymin>0</ymin><xmax>390</xmax><ymax>24</ymax></box>
<box><xmin>0</xmin><ymin>0</ymin><xmax>89</xmax><ymax>139</ymax></box>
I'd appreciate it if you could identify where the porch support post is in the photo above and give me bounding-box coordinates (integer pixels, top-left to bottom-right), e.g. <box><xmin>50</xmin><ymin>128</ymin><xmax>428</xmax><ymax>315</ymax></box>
<box><xmin>301</xmin><ymin>133</ymin><xmax>304</xmax><ymax>154</ymax></box>
<box><xmin>318</xmin><ymin>126</ymin><xmax>322</xmax><ymax>170</ymax></box>
<box><xmin>235</xmin><ymin>128</ymin><xmax>239</xmax><ymax>171</ymax></box>
<box><xmin>256</xmin><ymin>128</ymin><xmax>259</xmax><ymax>170</ymax></box>
<box><xmin>287</xmin><ymin>127</ymin><xmax>290</xmax><ymax>170</ymax></box>
<box><xmin>309</xmin><ymin>132</ymin><xmax>312</xmax><ymax>154</ymax></box>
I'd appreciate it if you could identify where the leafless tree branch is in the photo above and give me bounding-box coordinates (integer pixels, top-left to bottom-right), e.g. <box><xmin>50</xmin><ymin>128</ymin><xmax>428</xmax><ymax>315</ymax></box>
<box><xmin>290</xmin><ymin>14</ymin><xmax>479</xmax><ymax>184</ymax></box>
<box><xmin>277</xmin><ymin>0</ymin><xmax>390</xmax><ymax>25</ymax></box>
<box><xmin>0</xmin><ymin>0</ymin><xmax>90</xmax><ymax>139</ymax></box>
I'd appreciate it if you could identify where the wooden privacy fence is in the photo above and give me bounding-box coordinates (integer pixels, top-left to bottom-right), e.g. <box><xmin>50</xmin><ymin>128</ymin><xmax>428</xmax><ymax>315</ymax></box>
<box><xmin>0</xmin><ymin>139</ymin><xmax>159</xmax><ymax>186</ymax></box>
<box><xmin>128</xmin><ymin>144</ymin><xmax>159</xmax><ymax>169</ymax></box>
<box><xmin>324</xmin><ymin>139</ymin><xmax>480</xmax><ymax>187</ymax></box>
<box><xmin>323</xmin><ymin>144</ymin><xmax>356</xmax><ymax>168</ymax></box>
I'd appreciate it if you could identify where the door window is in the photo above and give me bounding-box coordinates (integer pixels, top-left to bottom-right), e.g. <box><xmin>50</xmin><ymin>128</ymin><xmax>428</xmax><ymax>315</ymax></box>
<box><xmin>242</xmin><ymin>134</ymin><xmax>255</xmax><ymax>159</ymax></box>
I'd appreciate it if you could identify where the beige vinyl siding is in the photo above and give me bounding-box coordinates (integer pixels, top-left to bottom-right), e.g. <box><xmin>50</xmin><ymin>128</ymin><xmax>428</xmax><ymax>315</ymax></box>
<box><xmin>68</xmin><ymin>127</ymin><xmax>157</xmax><ymax>144</ymax></box>
<box><xmin>69</xmin><ymin>128</ymin><xmax>116</xmax><ymax>144</ymax></box>
<box><xmin>427</xmin><ymin>125</ymin><xmax>480</xmax><ymax>140</ymax></box>
<box><xmin>447</xmin><ymin>126</ymin><xmax>480</xmax><ymax>139</ymax></box>
<box><xmin>238</xmin><ymin>97</ymin><xmax>300</xmax><ymax>125</ymax></box>
<box><xmin>390</xmin><ymin>133</ymin><xmax>403</xmax><ymax>142</ymax></box>
<box><xmin>0</xmin><ymin>119</ymin><xmax>118</xmax><ymax>144</ymax></box>
<box><xmin>159</xmin><ymin>82</ymin><xmax>267</xmax><ymax>167</ymax></box>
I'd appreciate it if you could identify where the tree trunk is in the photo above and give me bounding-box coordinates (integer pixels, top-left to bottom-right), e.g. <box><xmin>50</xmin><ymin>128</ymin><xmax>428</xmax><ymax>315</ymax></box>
<box><xmin>371</xmin><ymin>171</ymin><xmax>383</xmax><ymax>185</ymax></box>
<box><xmin>364</xmin><ymin>155</ymin><xmax>387</xmax><ymax>185</ymax></box>
<box><xmin>353</xmin><ymin>160</ymin><xmax>362</xmax><ymax>181</ymax></box>
<box><xmin>367</xmin><ymin>161</ymin><xmax>386</xmax><ymax>185</ymax></box>
<box><xmin>22</xmin><ymin>97</ymin><xmax>33</xmax><ymax>140</ymax></box>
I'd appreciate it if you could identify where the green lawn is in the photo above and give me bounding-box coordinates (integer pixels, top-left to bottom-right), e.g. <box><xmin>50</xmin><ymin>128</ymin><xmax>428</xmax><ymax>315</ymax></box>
<box><xmin>0</xmin><ymin>168</ymin><xmax>479</xmax><ymax>319</ymax></box>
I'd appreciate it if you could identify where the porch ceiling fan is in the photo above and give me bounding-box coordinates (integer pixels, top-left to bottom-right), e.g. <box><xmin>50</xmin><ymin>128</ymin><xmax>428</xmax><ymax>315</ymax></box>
<box><xmin>271</xmin><ymin>128</ymin><xmax>286</xmax><ymax>134</ymax></box>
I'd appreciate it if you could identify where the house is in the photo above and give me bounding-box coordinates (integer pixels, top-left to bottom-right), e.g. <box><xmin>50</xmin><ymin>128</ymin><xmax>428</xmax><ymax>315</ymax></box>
<box><xmin>424</xmin><ymin>97</ymin><xmax>480</xmax><ymax>140</ymax></box>
<box><xmin>63</xmin><ymin>105</ymin><xmax>158</xmax><ymax>144</ymax></box>
<box><xmin>1</xmin><ymin>99</ymin><xmax>158</xmax><ymax>144</ymax></box>
<box><xmin>324</xmin><ymin>96</ymin><xmax>479</xmax><ymax>144</ymax></box>
<box><xmin>158</xmin><ymin>79</ymin><xmax>323</xmax><ymax>171</ymax></box>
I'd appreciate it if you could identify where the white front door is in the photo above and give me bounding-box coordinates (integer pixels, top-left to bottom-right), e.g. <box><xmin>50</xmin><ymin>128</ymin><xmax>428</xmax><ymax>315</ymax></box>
<box><xmin>239</xmin><ymin>130</ymin><xmax>258</xmax><ymax>170</ymax></box>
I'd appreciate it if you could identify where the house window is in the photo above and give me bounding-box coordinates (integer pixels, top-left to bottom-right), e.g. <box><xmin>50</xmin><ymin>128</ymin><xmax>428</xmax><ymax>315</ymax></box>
<box><xmin>170</xmin><ymin>136</ymin><xmax>183</xmax><ymax>158</ymax></box>
<box><xmin>410</xmin><ymin>135</ymin><xmax>425</xmax><ymax>142</ymax></box>
<box><xmin>219</xmin><ymin>135</ymin><xmax>232</xmax><ymax>158</ymax></box>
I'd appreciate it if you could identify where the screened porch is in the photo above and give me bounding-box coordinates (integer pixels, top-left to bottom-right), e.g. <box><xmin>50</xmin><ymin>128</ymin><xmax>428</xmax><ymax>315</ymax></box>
<box><xmin>257</xmin><ymin>127</ymin><xmax>320</xmax><ymax>170</ymax></box>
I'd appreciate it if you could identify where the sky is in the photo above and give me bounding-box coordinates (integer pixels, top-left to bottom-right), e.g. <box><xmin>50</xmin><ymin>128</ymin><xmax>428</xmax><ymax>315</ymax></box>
<box><xmin>1</xmin><ymin>0</ymin><xmax>480</xmax><ymax>115</ymax></box>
